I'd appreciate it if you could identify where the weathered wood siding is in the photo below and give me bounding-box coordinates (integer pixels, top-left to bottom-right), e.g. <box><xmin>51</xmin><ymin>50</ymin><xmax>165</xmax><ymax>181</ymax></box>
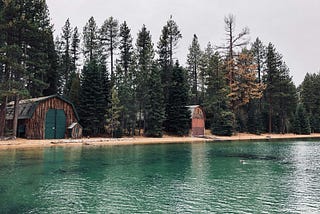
<box><xmin>25</xmin><ymin>97</ymin><xmax>78</xmax><ymax>139</ymax></box>
<box><xmin>191</xmin><ymin>107</ymin><xmax>205</xmax><ymax>136</ymax></box>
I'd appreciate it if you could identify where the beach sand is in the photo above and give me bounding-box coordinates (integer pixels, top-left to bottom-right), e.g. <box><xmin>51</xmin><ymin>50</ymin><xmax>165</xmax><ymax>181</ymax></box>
<box><xmin>1</xmin><ymin>133</ymin><xmax>320</xmax><ymax>150</ymax></box>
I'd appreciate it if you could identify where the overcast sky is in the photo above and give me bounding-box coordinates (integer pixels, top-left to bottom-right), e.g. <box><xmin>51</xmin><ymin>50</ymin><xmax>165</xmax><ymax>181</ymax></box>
<box><xmin>46</xmin><ymin>0</ymin><xmax>320</xmax><ymax>86</ymax></box>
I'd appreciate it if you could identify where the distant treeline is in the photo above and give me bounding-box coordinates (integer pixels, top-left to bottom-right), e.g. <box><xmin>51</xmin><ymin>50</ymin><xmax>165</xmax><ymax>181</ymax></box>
<box><xmin>0</xmin><ymin>1</ymin><xmax>318</xmax><ymax>137</ymax></box>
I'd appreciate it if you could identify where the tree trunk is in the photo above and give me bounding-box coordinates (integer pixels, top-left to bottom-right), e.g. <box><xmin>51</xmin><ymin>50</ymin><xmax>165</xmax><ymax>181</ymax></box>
<box><xmin>12</xmin><ymin>95</ymin><xmax>20</xmax><ymax>138</ymax></box>
<box><xmin>0</xmin><ymin>96</ymin><xmax>7</xmax><ymax>138</ymax></box>
<box><xmin>268</xmin><ymin>97</ymin><xmax>272</xmax><ymax>134</ymax></box>
<box><xmin>138</xmin><ymin>102</ymin><xmax>142</xmax><ymax>136</ymax></box>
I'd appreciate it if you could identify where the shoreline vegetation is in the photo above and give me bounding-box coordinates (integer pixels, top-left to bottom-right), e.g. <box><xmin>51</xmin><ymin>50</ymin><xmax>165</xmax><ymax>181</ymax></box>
<box><xmin>1</xmin><ymin>133</ymin><xmax>320</xmax><ymax>150</ymax></box>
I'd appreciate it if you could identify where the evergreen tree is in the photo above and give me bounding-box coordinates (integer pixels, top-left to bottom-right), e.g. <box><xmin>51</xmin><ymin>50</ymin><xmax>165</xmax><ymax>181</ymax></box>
<box><xmin>251</xmin><ymin>37</ymin><xmax>266</xmax><ymax>83</ymax></box>
<box><xmin>300</xmin><ymin>73</ymin><xmax>320</xmax><ymax>132</ymax></box>
<box><xmin>117</xmin><ymin>21</ymin><xmax>136</xmax><ymax>135</ymax></box>
<box><xmin>101</xmin><ymin>16</ymin><xmax>119</xmax><ymax>85</ymax></box>
<box><xmin>186</xmin><ymin>34</ymin><xmax>202</xmax><ymax>104</ymax></box>
<box><xmin>118</xmin><ymin>21</ymin><xmax>133</xmax><ymax>77</ymax></box>
<box><xmin>201</xmin><ymin>48</ymin><xmax>234</xmax><ymax>136</ymax></box>
<box><xmin>247</xmin><ymin>37</ymin><xmax>266</xmax><ymax>134</ymax></box>
<box><xmin>144</xmin><ymin>64</ymin><xmax>165</xmax><ymax>137</ymax></box>
<box><xmin>135</xmin><ymin>25</ymin><xmax>155</xmax><ymax>135</ymax></box>
<box><xmin>211</xmin><ymin>111</ymin><xmax>234</xmax><ymax>136</ymax></box>
<box><xmin>59</xmin><ymin>19</ymin><xmax>74</xmax><ymax>96</ymax></box>
<box><xmin>68</xmin><ymin>72</ymin><xmax>80</xmax><ymax>109</ymax></box>
<box><xmin>0</xmin><ymin>0</ymin><xmax>56</xmax><ymax>136</ymax></box>
<box><xmin>264</xmin><ymin>43</ymin><xmax>297</xmax><ymax>133</ymax></box>
<box><xmin>105</xmin><ymin>87</ymin><xmax>123</xmax><ymax>138</ymax></box>
<box><xmin>293</xmin><ymin>104</ymin><xmax>311</xmax><ymax>135</ymax></box>
<box><xmin>71</xmin><ymin>26</ymin><xmax>80</xmax><ymax>72</ymax></box>
<box><xmin>157</xmin><ymin>16</ymin><xmax>182</xmax><ymax>119</ymax></box>
<box><xmin>79</xmin><ymin>59</ymin><xmax>109</xmax><ymax>135</ymax></box>
<box><xmin>82</xmin><ymin>17</ymin><xmax>100</xmax><ymax>62</ymax></box>
<box><xmin>166</xmin><ymin>62</ymin><xmax>190</xmax><ymax>136</ymax></box>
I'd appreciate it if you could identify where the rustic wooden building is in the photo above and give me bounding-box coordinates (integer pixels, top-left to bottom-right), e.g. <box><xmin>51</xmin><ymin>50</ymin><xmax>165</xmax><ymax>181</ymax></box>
<box><xmin>188</xmin><ymin>105</ymin><xmax>205</xmax><ymax>137</ymax></box>
<box><xmin>6</xmin><ymin>95</ymin><xmax>81</xmax><ymax>139</ymax></box>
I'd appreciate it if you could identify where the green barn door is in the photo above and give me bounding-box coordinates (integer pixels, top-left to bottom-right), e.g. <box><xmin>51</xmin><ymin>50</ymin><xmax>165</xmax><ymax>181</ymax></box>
<box><xmin>55</xmin><ymin>109</ymin><xmax>66</xmax><ymax>139</ymax></box>
<box><xmin>45</xmin><ymin>109</ymin><xmax>66</xmax><ymax>139</ymax></box>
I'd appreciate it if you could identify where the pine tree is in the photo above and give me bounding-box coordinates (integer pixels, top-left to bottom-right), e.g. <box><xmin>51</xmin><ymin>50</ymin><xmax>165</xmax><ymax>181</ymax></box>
<box><xmin>248</xmin><ymin>37</ymin><xmax>266</xmax><ymax>134</ymax></box>
<box><xmin>166</xmin><ymin>62</ymin><xmax>190</xmax><ymax>136</ymax></box>
<box><xmin>201</xmin><ymin>48</ymin><xmax>234</xmax><ymax>136</ymax></box>
<box><xmin>251</xmin><ymin>37</ymin><xmax>266</xmax><ymax>83</ymax></box>
<box><xmin>71</xmin><ymin>26</ymin><xmax>80</xmax><ymax>72</ymax></box>
<box><xmin>61</xmin><ymin>19</ymin><xmax>72</xmax><ymax>95</ymax></box>
<box><xmin>0</xmin><ymin>0</ymin><xmax>56</xmax><ymax>136</ymax></box>
<box><xmin>144</xmin><ymin>64</ymin><xmax>165</xmax><ymax>137</ymax></box>
<box><xmin>118</xmin><ymin>21</ymin><xmax>133</xmax><ymax>77</ymax></box>
<box><xmin>68</xmin><ymin>72</ymin><xmax>80</xmax><ymax>109</ymax></box>
<box><xmin>300</xmin><ymin>73</ymin><xmax>320</xmax><ymax>132</ymax></box>
<box><xmin>105</xmin><ymin>87</ymin><xmax>123</xmax><ymax>138</ymax></box>
<box><xmin>117</xmin><ymin>21</ymin><xmax>136</xmax><ymax>135</ymax></box>
<box><xmin>293</xmin><ymin>104</ymin><xmax>311</xmax><ymax>135</ymax></box>
<box><xmin>83</xmin><ymin>17</ymin><xmax>100</xmax><ymax>62</ymax></box>
<box><xmin>79</xmin><ymin>59</ymin><xmax>109</xmax><ymax>135</ymax></box>
<box><xmin>211</xmin><ymin>111</ymin><xmax>234</xmax><ymax>136</ymax></box>
<box><xmin>264</xmin><ymin>43</ymin><xmax>297</xmax><ymax>133</ymax></box>
<box><xmin>135</xmin><ymin>25</ymin><xmax>155</xmax><ymax>135</ymax></box>
<box><xmin>101</xmin><ymin>16</ymin><xmax>119</xmax><ymax>85</ymax></box>
<box><xmin>157</xmin><ymin>16</ymin><xmax>182</xmax><ymax>121</ymax></box>
<box><xmin>186</xmin><ymin>34</ymin><xmax>202</xmax><ymax>104</ymax></box>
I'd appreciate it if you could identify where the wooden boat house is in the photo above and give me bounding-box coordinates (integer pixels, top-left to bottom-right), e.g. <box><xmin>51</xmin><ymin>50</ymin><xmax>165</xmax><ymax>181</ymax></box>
<box><xmin>188</xmin><ymin>105</ymin><xmax>205</xmax><ymax>137</ymax></box>
<box><xmin>6</xmin><ymin>95</ymin><xmax>82</xmax><ymax>139</ymax></box>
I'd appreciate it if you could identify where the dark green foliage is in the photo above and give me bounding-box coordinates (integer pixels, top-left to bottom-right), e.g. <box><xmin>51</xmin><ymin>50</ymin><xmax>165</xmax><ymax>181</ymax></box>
<box><xmin>118</xmin><ymin>21</ymin><xmax>133</xmax><ymax>77</ymax></box>
<box><xmin>247</xmin><ymin>101</ymin><xmax>262</xmax><ymax>134</ymax></box>
<box><xmin>293</xmin><ymin>104</ymin><xmax>311</xmax><ymax>135</ymax></box>
<box><xmin>101</xmin><ymin>17</ymin><xmax>119</xmax><ymax>85</ymax></box>
<box><xmin>310</xmin><ymin>115</ymin><xmax>320</xmax><ymax>133</ymax></box>
<box><xmin>144</xmin><ymin>64</ymin><xmax>165</xmax><ymax>137</ymax></box>
<box><xmin>71</xmin><ymin>27</ymin><xmax>80</xmax><ymax>71</ymax></box>
<box><xmin>300</xmin><ymin>73</ymin><xmax>320</xmax><ymax>133</ymax></box>
<box><xmin>202</xmin><ymin>47</ymin><xmax>234</xmax><ymax>133</ymax></box>
<box><xmin>79</xmin><ymin>60</ymin><xmax>109</xmax><ymax>136</ymax></box>
<box><xmin>105</xmin><ymin>87</ymin><xmax>123</xmax><ymax>138</ymax></box>
<box><xmin>135</xmin><ymin>25</ymin><xmax>155</xmax><ymax>134</ymax></box>
<box><xmin>211</xmin><ymin>110</ymin><xmax>234</xmax><ymax>136</ymax></box>
<box><xmin>117</xmin><ymin>71</ymin><xmax>136</xmax><ymax>136</ymax></box>
<box><xmin>0</xmin><ymin>0</ymin><xmax>57</xmax><ymax>97</ymax></box>
<box><xmin>165</xmin><ymin>62</ymin><xmax>190</xmax><ymax>136</ymax></box>
<box><xmin>251</xmin><ymin>37</ymin><xmax>266</xmax><ymax>83</ymax></box>
<box><xmin>263</xmin><ymin>43</ymin><xmax>297</xmax><ymax>133</ymax></box>
<box><xmin>61</xmin><ymin>19</ymin><xmax>72</xmax><ymax>96</ymax></box>
<box><xmin>116</xmin><ymin>21</ymin><xmax>136</xmax><ymax>136</ymax></box>
<box><xmin>83</xmin><ymin>17</ymin><xmax>100</xmax><ymax>62</ymax></box>
<box><xmin>187</xmin><ymin>34</ymin><xmax>202</xmax><ymax>104</ymax></box>
<box><xmin>158</xmin><ymin>17</ymin><xmax>182</xmax><ymax>124</ymax></box>
<box><xmin>68</xmin><ymin>72</ymin><xmax>80</xmax><ymax>109</ymax></box>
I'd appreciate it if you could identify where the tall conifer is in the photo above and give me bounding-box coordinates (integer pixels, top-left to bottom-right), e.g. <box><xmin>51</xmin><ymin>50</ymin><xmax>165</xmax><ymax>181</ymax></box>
<box><xmin>166</xmin><ymin>62</ymin><xmax>190</xmax><ymax>136</ymax></box>
<box><xmin>144</xmin><ymin>64</ymin><xmax>165</xmax><ymax>137</ymax></box>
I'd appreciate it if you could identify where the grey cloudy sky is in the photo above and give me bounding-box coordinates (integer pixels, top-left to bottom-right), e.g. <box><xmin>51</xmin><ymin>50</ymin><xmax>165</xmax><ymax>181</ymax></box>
<box><xmin>46</xmin><ymin>0</ymin><xmax>320</xmax><ymax>85</ymax></box>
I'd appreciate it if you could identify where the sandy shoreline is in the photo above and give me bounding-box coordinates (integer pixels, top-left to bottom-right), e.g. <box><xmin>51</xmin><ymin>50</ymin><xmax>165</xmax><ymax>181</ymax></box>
<box><xmin>1</xmin><ymin>133</ymin><xmax>320</xmax><ymax>150</ymax></box>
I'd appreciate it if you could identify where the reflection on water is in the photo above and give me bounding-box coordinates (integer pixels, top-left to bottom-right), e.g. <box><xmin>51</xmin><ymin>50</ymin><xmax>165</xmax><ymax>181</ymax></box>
<box><xmin>0</xmin><ymin>140</ymin><xmax>320</xmax><ymax>213</ymax></box>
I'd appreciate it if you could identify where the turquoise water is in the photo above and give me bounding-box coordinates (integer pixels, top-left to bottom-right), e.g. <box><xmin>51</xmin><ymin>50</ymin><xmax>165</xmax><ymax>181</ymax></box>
<box><xmin>1</xmin><ymin>140</ymin><xmax>320</xmax><ymax>213</ymax></box>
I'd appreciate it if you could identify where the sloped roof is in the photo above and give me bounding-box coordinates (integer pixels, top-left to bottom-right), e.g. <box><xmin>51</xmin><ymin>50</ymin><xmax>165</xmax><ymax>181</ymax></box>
<box><xmin>187</xmin><ymin>105</ymin><xmax>201</xmax><ymax>119</ymax></box>
<box><xmin>6</xmin><ymin>95</ymin><xmax>79</xmax><ymax>120</ymax></box>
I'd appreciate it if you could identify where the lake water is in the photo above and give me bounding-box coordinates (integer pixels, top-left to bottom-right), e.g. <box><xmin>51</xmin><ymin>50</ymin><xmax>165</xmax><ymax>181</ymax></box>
<box><xmin>1</xmin><ymin>140</ymin><xmax>320</xmax><ymax>213</ymax></box>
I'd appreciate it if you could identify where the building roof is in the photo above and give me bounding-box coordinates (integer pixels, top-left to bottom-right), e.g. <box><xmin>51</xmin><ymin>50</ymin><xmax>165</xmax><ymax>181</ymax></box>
<box><xmin>187</xmin><ymin>105</ymin><xmax>203</xmax><ymax>119</ymax></box>
<box><xmin>6</xmin><ymin>95</ymin><xmax>79</xmax><ymax>120</ymax></box>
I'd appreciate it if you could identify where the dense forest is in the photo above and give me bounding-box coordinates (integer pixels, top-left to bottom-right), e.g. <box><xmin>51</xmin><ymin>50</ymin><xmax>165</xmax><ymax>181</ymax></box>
<box><xmin>0</xmin><ymin>0</ymin><xmax>318</xmax><ymax>138</ymax></box>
